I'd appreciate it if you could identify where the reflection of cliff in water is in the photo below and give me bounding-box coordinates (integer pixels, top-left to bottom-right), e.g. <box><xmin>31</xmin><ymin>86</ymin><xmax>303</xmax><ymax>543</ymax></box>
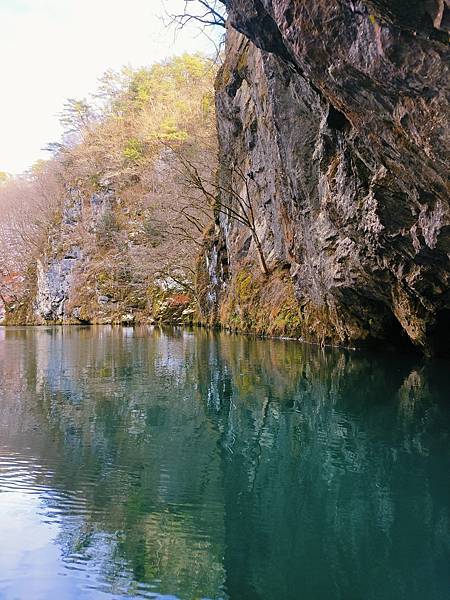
<box><xmin>0</xmin><ymin>326</ymin><xmax>449</xmax><ymax>599</ymax></box>
<box><xmin>192</xmin><ymin>331</ymin><xmax>450</xmax><ymax>599</ymax></box>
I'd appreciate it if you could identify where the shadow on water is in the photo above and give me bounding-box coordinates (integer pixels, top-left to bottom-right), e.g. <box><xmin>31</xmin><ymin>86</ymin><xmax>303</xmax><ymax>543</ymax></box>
<box><xmin>0</xmin><ymin>325</ymin><xmax>449</xmax><ymax>599</ymax></box>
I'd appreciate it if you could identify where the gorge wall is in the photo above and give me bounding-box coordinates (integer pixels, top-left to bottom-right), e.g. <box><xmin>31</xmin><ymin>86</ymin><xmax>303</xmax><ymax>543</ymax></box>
<box><xmin>29</xmin><ymin>187</ymin><xmax>195</xmax><ymax>327</ymax></box>
<box><xmin>200</xmin><ymin>0</ymin><xmax>450</xmax><ymax>355</ymax></box>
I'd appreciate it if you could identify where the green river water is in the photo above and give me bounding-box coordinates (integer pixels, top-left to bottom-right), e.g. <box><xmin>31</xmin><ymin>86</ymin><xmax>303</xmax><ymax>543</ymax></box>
<box><xmin>0</xmin><ymin>326</ymin><xmax>449</xmax><ymax>600</ymax></box>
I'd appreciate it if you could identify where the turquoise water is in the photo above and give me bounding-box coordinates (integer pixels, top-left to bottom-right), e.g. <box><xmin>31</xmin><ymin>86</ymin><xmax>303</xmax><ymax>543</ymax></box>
<box><xmin>0</xmin><ymin>325</ymin><xmax>449</xmax><ymax>600</ymax></box>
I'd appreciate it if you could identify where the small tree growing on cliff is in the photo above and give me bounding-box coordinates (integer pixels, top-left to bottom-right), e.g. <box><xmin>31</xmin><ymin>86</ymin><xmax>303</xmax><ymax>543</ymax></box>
<box><xmin>173</xmin><ymin>151</ymin><xmax>270</xmax><ymax>276</ymax></box>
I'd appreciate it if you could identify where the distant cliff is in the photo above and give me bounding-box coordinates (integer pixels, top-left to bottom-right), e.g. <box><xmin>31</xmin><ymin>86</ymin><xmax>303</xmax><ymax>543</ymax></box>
<box><xmin>29</xmin><ymin>187</ymin><xmax>197</xmax><ymax>327</ymax></box>
<box><xmin>199</xmin><ymin>0</ymin><xmax>450</xmax><ymax>355</ymax></box>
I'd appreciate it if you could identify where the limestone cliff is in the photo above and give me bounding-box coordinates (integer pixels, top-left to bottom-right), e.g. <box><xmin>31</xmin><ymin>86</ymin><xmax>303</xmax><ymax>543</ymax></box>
<box><xmin>31</xmin><ymin>185</ymin><xmax>195</xmax><ymax>326</ymax></box>
<box><xmin>200</xmin><ymin>0</ymin><xmax>450</xmax><ymax>354</ymax></box>
<box><xmin>35</xmin><ymin>248</ymin><xmax>82</xmax><ymax>321</ymax></box>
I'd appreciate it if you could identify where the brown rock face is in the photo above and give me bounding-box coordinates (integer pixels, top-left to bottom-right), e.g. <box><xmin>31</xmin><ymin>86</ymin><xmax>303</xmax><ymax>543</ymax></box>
<box><xmin>201</xmin><ymin>0</ymin><xmax>450</xmax><ymax>354</ymax></box>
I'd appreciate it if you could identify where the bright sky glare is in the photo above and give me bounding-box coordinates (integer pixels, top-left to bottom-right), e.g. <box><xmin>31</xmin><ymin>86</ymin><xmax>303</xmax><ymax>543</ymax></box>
<box><xmin>0</xmin><ymin>0</ymin><xmax>216</xmax><ymax>174</ymax></box>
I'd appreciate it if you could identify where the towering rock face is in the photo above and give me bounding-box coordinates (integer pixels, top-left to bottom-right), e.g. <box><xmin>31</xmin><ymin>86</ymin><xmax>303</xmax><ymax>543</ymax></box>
<box><xmin>203</xmin><ymin>0</ymin><xmax>450</xmax><ymax>354</ymax></box>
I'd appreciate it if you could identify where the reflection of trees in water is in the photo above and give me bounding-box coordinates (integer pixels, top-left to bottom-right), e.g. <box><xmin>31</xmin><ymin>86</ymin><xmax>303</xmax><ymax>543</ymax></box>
<box><xmin>2</xmin><ymin>326</ymin><xmax>227</xmax><ymax>599</ymax></box>
<box><xmin>1</xmin><ymin>326</ymin><xmax>449</xmax><ymax>599</ymax></box>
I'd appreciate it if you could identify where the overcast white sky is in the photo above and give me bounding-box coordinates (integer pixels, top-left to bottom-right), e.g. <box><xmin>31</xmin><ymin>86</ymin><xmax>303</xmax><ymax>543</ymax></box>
<box><xmin>0</xmin><ymin>0</ymin><xmax>216</xmax><ymax>174</ymax></box>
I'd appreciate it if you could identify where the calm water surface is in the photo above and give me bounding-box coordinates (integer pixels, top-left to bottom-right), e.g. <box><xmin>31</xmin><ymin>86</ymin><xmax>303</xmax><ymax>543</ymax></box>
<box><xmin>0</xmin><ymin>326</ymin><xmax>449</xmax><ymax>600</ymax></box>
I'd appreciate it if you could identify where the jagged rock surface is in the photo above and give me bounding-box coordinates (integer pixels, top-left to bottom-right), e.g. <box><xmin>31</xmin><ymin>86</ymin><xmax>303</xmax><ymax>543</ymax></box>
<box><xmin>33</xmin><ymin>189</ymin><xmax>92</xmax><ymax>323</ymax></box>
<box><xmin>35</xmin><ymin>248</ymin><xmax>82</xmax><ymax>321</ymax></box>
<box><xmin>33</xmin><ymin>191</ymin><xmax>83</xmax><ymax>322</ymax></box>
<box><xmin>202</xmin><ymin>0</ymin><xmax>450</xmax><ymax>354</ymax></box>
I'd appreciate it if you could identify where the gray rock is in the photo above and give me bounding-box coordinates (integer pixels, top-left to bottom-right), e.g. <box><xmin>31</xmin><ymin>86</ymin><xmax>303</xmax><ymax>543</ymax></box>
<box><xmin>121</xmin><ymin>313</ymin><xmax>135</xmax><ymax>325</ymax></box>
<box><xmin>62</xmin><ymin>189</ymin><xmax>82</xmax><ymax>226</ymax></box>
<box><xmin>71</xmin><ymin>307</ymin><xmax>82</xmax><ymax>320</ymax></box>
<box><xmin>202</xmin><ymin>0</ymin><xmax>450</xmax><ymax>354</ymax></box>
<box><xmin>34</xmin><ymin>247</ymin><xmax>82</xmax><ymax>321</ymax></box>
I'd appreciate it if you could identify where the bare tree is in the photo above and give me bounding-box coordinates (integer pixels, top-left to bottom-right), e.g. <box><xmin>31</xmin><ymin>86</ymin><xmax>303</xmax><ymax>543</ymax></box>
<box><xmin>0</xmin><ymin>163</ymin><xmax>64</xmax><ymax>307</ymax></box>
<box><xmin>173</xmin><ymin>151</ymin><xmax>270</xmax><ymax>276</ymax></box>
<box><xmin>164</xmin><ymin>0</ymin><xmax>227</xmax><ymax>29</ymax></box>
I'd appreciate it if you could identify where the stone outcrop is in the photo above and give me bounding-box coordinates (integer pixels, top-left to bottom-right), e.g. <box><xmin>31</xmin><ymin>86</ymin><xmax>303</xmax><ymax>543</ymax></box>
<box><xmin>34</xmin><ymin>189</ymin><xmax>86</xmax><ymax>323</ymax></box>
<box><xmin>35</xmin><ymin>248</ymin><xmax>82</xmax><ymax>322</ymax></box>
<box><xmin>201</xmin><ymin>0</ymin><xmax>450</xmax><ymax>354</ymax></box>
<box><xmin>33</xmin><ymin>187</ymin><xmax>129</xmax><ymax>323</ymax></box>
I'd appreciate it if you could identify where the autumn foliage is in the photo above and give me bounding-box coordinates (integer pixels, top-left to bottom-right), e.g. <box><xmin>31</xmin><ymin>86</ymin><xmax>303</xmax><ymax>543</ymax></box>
<box><xmin>0</xmin><ymin>54</ymin><xmax>219</xmax><ymax>322</ymax></box>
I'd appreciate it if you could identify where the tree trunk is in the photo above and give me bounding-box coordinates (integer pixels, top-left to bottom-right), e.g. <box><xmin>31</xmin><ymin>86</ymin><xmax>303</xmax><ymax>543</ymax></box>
<box><xmin>253</xmin><ymin>234</ymin><xmax>269</xmax><ymax>276</ymax></box>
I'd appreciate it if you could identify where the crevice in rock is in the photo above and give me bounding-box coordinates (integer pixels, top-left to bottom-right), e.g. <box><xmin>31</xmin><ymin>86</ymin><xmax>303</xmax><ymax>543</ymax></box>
<box><xmin>226</xmin><ymin>70</ymin><xmax>244</xmax><ymax>97</ymax></box>
<box><xmin>327</xmin><ymin>105</ymin><xmax>351</xmax><ymax>133</ymax></box>
<box><xmin>284</xmin><ymin>7</ymin><xmax>294</xmax><ymax>27</ymax></box>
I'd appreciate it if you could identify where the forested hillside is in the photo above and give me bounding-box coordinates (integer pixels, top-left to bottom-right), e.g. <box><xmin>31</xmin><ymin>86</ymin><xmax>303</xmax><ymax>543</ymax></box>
<box><xmin>0</xmin><ymin>54</ymin><xmax>218</xmax><ymax>325</ymax></box>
